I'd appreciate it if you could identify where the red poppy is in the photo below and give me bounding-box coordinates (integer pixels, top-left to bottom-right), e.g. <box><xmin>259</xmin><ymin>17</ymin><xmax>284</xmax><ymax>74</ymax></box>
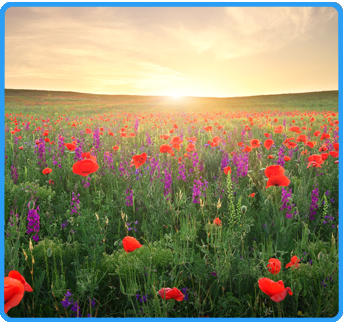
<box><xmin>204</xmin><ymin>126</ymin><xmax>213</xmax><ymax>132</ymax></box>
<box><xmin>267</xmin><ymin>155</ymin><xmax>274</xmax><ymax>159</ymax></box>
<box><xmin>160</xmin><ymin>144</ymin><xmax>172</xmax><ymax>153</ymax></box>
<box><xmin>288</xmin><ymin>126</ymin><xmax>302</xmax><ymax>133</ymax></box>
<box><xmin>72</xmin><ymin>159</ymin><xmax>99</xmax><ymax>177</ymax></box>
<box><xmin>283</xmin><ymin>156</ymin><xmax>291</xmax><ymax>162</ymax></box>
<box><xmin>267</xmin><ymin>258</ymin><xmax>281</xmax><ymax>274</ymax></box>
<box><xmin>265</xmin><ymin>165</ymin><xmax>285</xmax><ymax>178</ymax></box>
<box><xmin>132</xmin><ymin>153</ymin><xmax>147</xmax><ymax>169</ymax></box>
<box><xmin>82</xmin><ymin>152</ymin><xmax>91</xmax><ymax>159</ymax></box>
<box><xmin>274</xmin><ymin>126</ymin><xmax>284</xmax><ymax>133</ymax></box>
<box><xmin>264</xmin><ymin>133</ymin><xmax>270</xmax><ymax>138</ymax></box>
<box><xmin>5</xmin><ymin>270</ymin><xmax>33</xmax><ymax>314</ymax></box>
<box><xmin>319</xmin><ymin>146</ymin><xmax>328</xmax><ymax>152</ymax></box>
<box><xmin>122</xmin><ymin>236</ymin><xmax>142</xmax><ymax>253</ymax></box>
<box><xmin>65</xmin><ymin>143</ymin><xmax>76</xmax><ymax>151</ymax></box>
<box><xmin>248</xmin><ymin>193</ymin><xmax>255</xmax><ymax>198</ymax></box>
<box><xmin>320</xmin><ymin>133</ymin><xmax>330</xmax><ymax>140</ymax></box>
<box><xmin>224</xmin><ymin>166</ymin><xmax>231</xmax><ymax>175</ymax></box>
<box><xmin>48</xmin><ymin>179</ymin><xmax>55</xmax><ymax>185</ymax></box>
<box><xmin>258</xmin><ymin>278</ymin><xmax>293</xmax><ymax>302</ymax></box>
<box><xmin>264</xmin><ymin>139</ymin><xmax>274</xmax><ymax>150</ymax></box>
<box><xmin>308</xmin><ymin>154</ymin><xmax>323</xmax><ymax>165</ymax></box>
<box><xmin>19</xmin><ymin>146</ymin><xmax>24</xmax><ymax>150</ymax></box>
<box><xmin>266</xmin><ymin>175</ymin><xmax>290</xmax><ymax>188</ymax></box>
<box><xmin>329</xmin><ymin>151</ymin><xmax>339</xmax><ymax>158</ymax></box>
<box><xmin>305</xmin><ymin>141</ymin><xmax>316</xmax><ymax>148</ymax></box>
<box><xmin>243</xmin><ymin>145</ymin><xmax>252</xmax><ymax>153</ymax></box>
<box><xmin>160</xmin><ymin>134</ymin><xmax>170</xmax><ymax>140</ymax></box>
<box><xmin>314</xmin><ymin>130</ymin><xmax>321</xmax><ymax>137</ymax></box>
<box><xmin>333</xmin><ymin>143</ymin><xmax>339</xmax><ymax>151</ymax></box>
<box><xmin>321</xmin><ymin>153</ymin><xmax>329</xmax><ymax>161</ymax></box>
<box><xmin>296</xmin><ymin>135</ymin><xmax>308</xmax><ymax>143</ymax></box>
<box><xmin>158</xmin><ymin>287</ymin><xmax>184</xmax><ymax>301</ymax></box>
<box><xmin>112</xmin><ymin>145</ymin><xmax>119</xmax><ymax>151</ymax></box>
<box><xmin>186</xmin><ymin>142</ymin><xmax>195</xmax><ymax>152</ymax></box>
<box><xmin>250</xmin><ymin>139</ymin><xmax>261</xmax><ymax>148</ymax></box>
<box><xmin>285</xmin><ymin>255</ymin><xmax>300</xmax><ymax>269</ymax></box>
<box><xmin>42</xmin><ymin>168</ymin><xmax>52</xmax><ymax>175</ymax></box>
<box><xmin>213</xmin><ymin>217</ymin><xmax>222</xmax><ymax>226</ymax></box>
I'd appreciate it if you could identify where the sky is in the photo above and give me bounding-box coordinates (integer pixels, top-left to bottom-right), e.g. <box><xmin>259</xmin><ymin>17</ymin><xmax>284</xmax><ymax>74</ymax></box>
<box><xmin>5</xmin><ymin>6</ymin><xmax>338</xmax><ymax>98</ymax></box>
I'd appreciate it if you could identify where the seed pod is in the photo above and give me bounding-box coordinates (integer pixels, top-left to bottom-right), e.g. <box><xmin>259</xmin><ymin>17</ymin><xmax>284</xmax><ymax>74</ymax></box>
<box><xmin>241</xmin><ymin>205</ymin><xmax>247</xmax><ymax>214</ymax></box>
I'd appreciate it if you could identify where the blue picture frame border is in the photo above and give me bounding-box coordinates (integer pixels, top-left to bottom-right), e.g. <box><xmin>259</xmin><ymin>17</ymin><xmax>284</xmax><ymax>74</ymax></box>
<box><xmin>0</xmin><ymin>2</ymin><xmax>342</xmax><ymax>322</ymax></box>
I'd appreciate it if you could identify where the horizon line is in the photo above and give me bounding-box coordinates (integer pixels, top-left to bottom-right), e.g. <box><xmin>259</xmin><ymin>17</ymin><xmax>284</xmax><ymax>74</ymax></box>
<box><xmin>4</xmin><ymin>88</ymin><xmax>339</xmax><ymax>100</ymax></box>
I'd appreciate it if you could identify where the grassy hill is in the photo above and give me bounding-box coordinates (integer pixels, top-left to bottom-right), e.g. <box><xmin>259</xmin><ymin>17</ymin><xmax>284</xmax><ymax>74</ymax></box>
<box><xmin>5</xmin><ymin>89</ymin><xmax>338</xmax><ymax>113</ymax></box>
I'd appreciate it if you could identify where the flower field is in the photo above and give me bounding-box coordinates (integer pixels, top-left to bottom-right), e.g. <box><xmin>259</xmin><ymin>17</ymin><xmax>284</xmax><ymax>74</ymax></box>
<box><xmin>4</xmin><ymin>89</ymin><xmax>340</xmax><ymax>318</ymax></box>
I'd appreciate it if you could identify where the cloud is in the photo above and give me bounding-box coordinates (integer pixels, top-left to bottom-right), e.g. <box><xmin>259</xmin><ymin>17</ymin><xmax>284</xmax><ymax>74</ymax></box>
<box><xmin>5</xmin><ymin>7</ymin><xmax>338</xmax><ymax>96</ymax></box>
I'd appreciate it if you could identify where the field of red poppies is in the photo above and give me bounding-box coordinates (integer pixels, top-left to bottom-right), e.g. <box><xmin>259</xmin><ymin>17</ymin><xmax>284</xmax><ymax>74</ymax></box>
<box><xmin>4</xmin><ymin>89</ymin><xmax>340</xmax><ymax>318</ymax></box>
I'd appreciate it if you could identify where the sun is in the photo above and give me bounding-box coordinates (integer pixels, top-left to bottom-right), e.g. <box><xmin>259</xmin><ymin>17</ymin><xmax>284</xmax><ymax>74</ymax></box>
<box><xmin>170</xmin><ymin>93</ymin><xmax>184</xmax><ymax>99</ymax></box>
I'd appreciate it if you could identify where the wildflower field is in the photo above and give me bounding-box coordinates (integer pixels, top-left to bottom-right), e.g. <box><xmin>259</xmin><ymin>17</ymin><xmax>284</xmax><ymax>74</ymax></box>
<box><xmin>4</xmin><ymin>89</ymin><xmax>340</xmax><ymax>318</ymax></box>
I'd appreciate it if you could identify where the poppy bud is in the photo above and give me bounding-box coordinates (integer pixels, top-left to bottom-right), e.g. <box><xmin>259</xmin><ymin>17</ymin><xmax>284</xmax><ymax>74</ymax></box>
<box><xmin>241</xmin><ymin>206</ymin><xmax>247</xmax><ymax>214</ymax></box>
<box><xmin>28</xmin><ymin>200</ymin><xmax>35</xmax><ymax>210</ymax></box>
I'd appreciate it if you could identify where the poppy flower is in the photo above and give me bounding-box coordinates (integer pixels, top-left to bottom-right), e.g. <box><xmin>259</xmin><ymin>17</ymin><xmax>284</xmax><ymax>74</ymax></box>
<box><xmin>314</xmin><ymin>130</ymin><xmax>321</xmax><ymax>137</ymax></box>
<box><xmin>258</xmin><ymin>278</ymin><xmax>293</xmax><ymax>302</ymax></box>
<box><xmin>288</xmin><ymin>126</ymin><xmax>302</xmax><ymax>133</ymax></box>
<box><xmin>296</xmin><ymin>135</ymin><xmax>308</xmax><ymax>143</ymax></box>
<box><xmin>224</xmin><ymin>166</ymin><xmax>231</xmax><ymax>175</ymax></box>
<box><xmin>265</xmin><ymin>165</ymin><xmax>285</xmax><ymax>178</ymax></box>
<box><xmin>64</xmin><ymin>143</ymin><xmax>76</xmax><ymax>151</ymax></box>
<box><xmin>264</xmin><ymin>139</ymin><xmax>274</xmax><ymax>150</ymax></box>
<box><xmin>160</xmin><ymin>144</ymin><xmax>172</xmax><ymax>153</ymax></box>
<box><xmin>42</xmin><ymin>168</ymin><xmax>52</xmax><ymax>175</ymax></box>
<box><xmin>213</xmin><ymin>217</ymin><xmax>222</xmax><ymax>226</ymax></box>
<box><xmin>308</xmin><ymin>154</ymin><xmax>323</xmax><ymax>165</ymax></box>
<box><xmin>158</xmin><ymin>287</ymin><xmax>184</xmax><ymax>301</ymax></box>
<box><xmin>286</xmin><ymin>255</ymin><xmax>300</xmax><ymax>269</ymax></box>
<box><xmin>243</xmin><ymin>145</ymin><xmax>252</xmax><ymax>153</ymax></box>
<box><xmin>329</xmin><ymin>151</ymin><xmax>339</xmax><ymax>158</ymax></box>
<box><xmin>48</xmin><ymin>179</ymin><xmax>55</xmax><ymax>185</ymax></box>
<box><xmin>161</xmin><ymin>134</ymin><xmax>170</xmax><ymax>140</ymax></box>
<box><xmin>204</xmin><ymin>126</ymin><xmax>213</xmax><ymax>132</ymax></box>
<box><xmin>321</xmin><ymin>153</ymin><xmax>329</xmax><ymax>161</ymax></box>
<box><xmin>266</xmin><ymin>175</ymin><xmax>290</xmax><ymax>188</ymax></box>
<box><xmin>82</xmin><ymin>152</ymin><xmax>91</xmax><ymax>159</ymax></box>
<box><xmin>19</xmin><ymin>146</ymin><xmax>24</xmax><ymax>150</ymax></box>
<box><xmin>72</xmin><ymin>159</ymin><xmax>99</xmax><ymax>177</ymax></box>
<box><xmin>112</xmin><ymin>145</ymin><xmax>119</xmax><ymax>151</ymax></box>
<box><xmin>274</xmin><ymin>126</ymin><xmax>284</xmax><ymax>133</ymax></box>
<box><xmin>122</xmin><ymin>236</ymin><xmax>142</xmax><ymax>253</ymax></box>
<box><xmin>267</xmin><ymin>258</ymin><xmax>281</xmax><ymax>274</ymax></box>
<box><xmin>267</xmin><ymin>155</ymin><xmax>275</xmax><ymax>159</ymax></box>
<box><xmin>333</xmin><ymin>143</ymin><xmax>339</xmax><ymax>151</ymax></box>
<box><xmin>264</xmin><ymin>133</ymin><xmax>270</xmax><ymax>138</ymax></box>
<box><xmin>320</xmin><ymin>133</ymin><xmax>330</xmax><ymax>140</ymax></box>
<box><xmin>305</xmin><ymin>141</ymin><xmax>316</xmax><ymax>149</ymax></box>
<box><xmin>250</xmin><ymin>139</ymin><xmax>261</xmax><ymax>148</ymax></box>
<box><xmin>319</xmin><ymin>146</ymin><xmax>328</xmax><ymax>152</ymax></box>
<box><xmin>132</xmin><ymin>153</ymin><xmax>147</xmax><ymax>169</ymax></box>
<box><xmin>186</xmin><ymin>142</ymin><xmax>195</xmax><ymax>152</ymax></box>
<box><xmin>5</xmin><ymin>270</ymin><xmax>33</xmax><ymax>314</ymax></box>
<box><xmin>248</xmin><ymin>193</ymin><xmax>255</xmax><ymax>198</ymax></box>
<box><xmin>283</xmin><ymin>156</ymin><xmax>291</xmax><ymax>162</ymax></box>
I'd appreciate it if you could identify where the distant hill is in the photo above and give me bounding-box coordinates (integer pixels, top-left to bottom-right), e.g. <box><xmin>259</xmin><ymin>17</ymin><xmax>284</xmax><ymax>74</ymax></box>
<box><xmin>5</xmin><ymin>89</ymin><xmax>338</xmax><ymax>112</ymax></box>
